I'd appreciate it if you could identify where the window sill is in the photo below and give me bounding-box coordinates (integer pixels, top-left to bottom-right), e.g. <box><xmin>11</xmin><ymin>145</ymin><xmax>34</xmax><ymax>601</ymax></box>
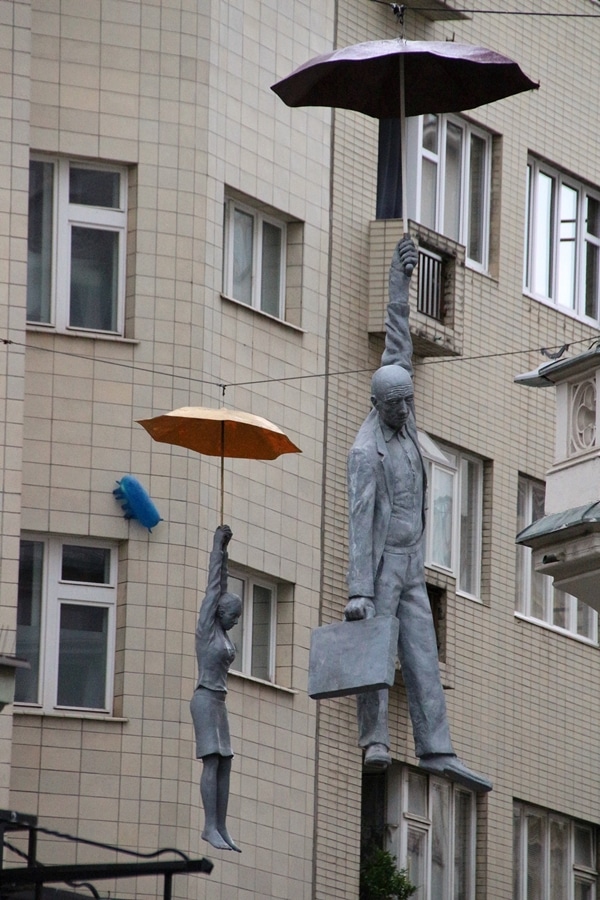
<box><xmin>220</xmin><ymin>294</ymin><xmax>305</xmax><ymax>333</ymax></box>
<box><xmin>456</xmin><ymin>589</ymin><xmax>483</xmax><ymax>604</ymax></box>
<box><xmin>26</xmin><ymin>324</ymin><xmax>139</xmax><ymax>344</ymax></box>
<box><xmin>514</xmin><ymin>612</ymin><xmax>598</xmax><ymax>647</ymax></box>
<box><xmin>229</xmin><ymin>670</ymin><xmax>297</xmax><ymax>694</ymax></box>
<box><xmin>13</xmin><ymin>706</ymin><xmax>128</xmax><ymax>722</ymax></box>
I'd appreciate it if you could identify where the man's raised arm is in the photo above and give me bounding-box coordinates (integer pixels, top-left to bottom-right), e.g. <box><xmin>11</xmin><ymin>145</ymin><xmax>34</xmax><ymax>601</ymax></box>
<box><xmin>380</xmin><ymin>237</ymin><xmax>418</xmax><ymax>373</ymax></box>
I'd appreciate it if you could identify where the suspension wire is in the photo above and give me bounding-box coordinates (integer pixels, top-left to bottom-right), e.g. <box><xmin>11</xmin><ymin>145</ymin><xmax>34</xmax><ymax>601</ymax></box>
<box><xmin>1</xmin><ymin>334</ymin><xmax>594</xmax><ymax>394</ymax></box>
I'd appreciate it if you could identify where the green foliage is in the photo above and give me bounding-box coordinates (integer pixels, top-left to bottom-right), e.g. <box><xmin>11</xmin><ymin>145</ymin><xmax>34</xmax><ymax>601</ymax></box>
<box><xmin>359</xmin><ymin>846</ymin><xmax>417</xmax><ymax>900</ymax></box>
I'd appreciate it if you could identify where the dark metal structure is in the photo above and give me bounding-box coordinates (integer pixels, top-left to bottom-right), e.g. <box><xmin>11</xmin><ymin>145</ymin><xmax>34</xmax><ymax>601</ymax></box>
<box><xmin>0</xmin><ymin>811</ymin><xmax>213</xmax><ymax>900</ymax></box>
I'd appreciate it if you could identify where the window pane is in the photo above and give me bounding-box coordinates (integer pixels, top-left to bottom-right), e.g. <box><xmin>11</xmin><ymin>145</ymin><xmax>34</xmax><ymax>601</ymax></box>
<box><xmin>515</xmin><ymin>477</ymin><xmax>528</xmax><ymax>614</ymax></box>
<box><xmin>251</xmin><ymin>584</ymin><xmax>272</xmax><ymax>681</ymax></box>
<box><xmin>455</xmin><ymin>790</ymin><xmax>473</xmax><ymax>900</ymax></box>
<box><xmin>431</xmin><ymin>781</ymin><xmax>450</xmax><ymax>898</ymax></box>
<box><xmin>15</xmin><ymin>541</ymin><xmax>45</xmax><ymax>704</ymax></box>
<box><xmin>557</xmin><ymin>183</ymin><xmax>578</xmax><ymax>309</ymax></box>
<box><xmin>57</xmin><ymin>603</ymin><xmax>108</xmax><ymax>708</ymax></box>
<box><xmin>468</xmin><ymin>134</ymin><xmax>486</xmax><ymax>264</ymax></box>
<box><xmin>227</xmin><ymin>575</ymin><xmax>245</xmax><ymax>673</ymax></box>
<box><xmin>584</xmin><ymin>239</ymin><xmax>599</xmax><ymax>320</ymax></box>
<box><xmin>574</xmin><ymin>824</ymin><xmax>594</xmax><ymax>868</ymax></box>
<box><xmin>421</xmin><ymin>158</ymin><xmax>437</xmax><ymax>231</ymax></box>
<box><xmin>69</xmin><ymin>167</ymin><xmax>120</xmax><ymax>208</ymax></box>
<box><xmin>407</xmin><ymin>827</ymin><xmax>427</xmax><ymax>900</ymax></box>
<box><xmin>577</xmin><ymin>598</ymin><xmax>596</xmax><ymax>640</ymax></box>
<box><xmin>459</xmin><ymin>457</ymin><xmax>481</xmax><ymax>596</ymax></box>
<box><xmin>443</xmin><ymin>122</ymin><xmax>462</xmax><ymax>242</ymax></box>
<box><xmin>532</xmin><ymin>171</ymin><xmax>555</xmax><ymax>298</ymax></box>
<box><xmin>525</xmin><ymin>165</ymin><xmax>532</xmax><ymax>289</ymax></box>
<box><xmin>27</xmin><ymin>160</ymin><xmax>54</xmax><ymax>323</ymax></box>
<box><xmin>513</xmin><ymin>807</ymin><xmax>522</xmax><ymax>900</ymax></box>
<box><xmin>575</xmin><ymin>880</ymin><xmax>594</xmax><ymax>900</ymax></box>
<box><xmin>526</xmin><ymin>814</ymin><xmax>544</xmax><ymax>900</ymax></box>
<box><xmin>407</xmin><ymin>770</ymin><xmax>428</xmax><ymax>817</ymax></box>
<box><xmin>422</xmin><ymin>114</ymin><xmax>438</xmax><ymax>153</ymax></box>
<box><xmin>62</xmin><ymin>545</ymin><xmax>111</xmax><ymax>584</ymax></box>
<box><xmin>233</xmin><ymin>208</ymin><xmax>254</xmax><ymax>305</ymax></box>
<box><xmin>530</xmin><ymin>481</ymin><xmax>548</xmax><ymax>621</ymax></box>
<box><xmin>69</xmin><ymin>226</ymin><xmax>119</xmax><ymax>331</ymax></box>
<box><xmin>549</xmin><ymin>818</ymin><xmax>568</xmax><ymax>900</ymax></box>
<box><xmin>552</xmin><ymin>588</ymin><xmax>569</xmax><ymax>630</ymax></box>
<box><xmin>260</xmin><ymin>221</ymin><xmax>282</xmax><ymax>317</ymax></box>
<box><xmin>431</xmin><ymin>467</ymin><xmax>454</xmax><ymax>570</ymax></box>
<box><xmin>587</xmin><ymin>196</ymin><xmax>600</xmax><ymax>238</ymax></box>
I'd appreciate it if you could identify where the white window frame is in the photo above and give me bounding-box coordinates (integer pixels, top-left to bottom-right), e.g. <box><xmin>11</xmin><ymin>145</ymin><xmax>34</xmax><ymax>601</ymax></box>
<box><xmin>524</xmin><ymin>156</ymin><xmax>600</xmax><ymax>324</ymax></box>
<box><xmin>514</xmin><ymin>802</ymin><xmax>598</xmax><ymax>900</ymax></box>
<box><xmin>223</xmin><ymin>196</ymin><xmax>287</xmax><ymax>319</ymax></box>
<box><xmin>27</xmin><ymin>155</ymin><xmax>128</xmax><ymax>335</ymax></box>
<box><xmin>15</xmin><ymin>534</ymin><xmax>118</xmax><ymax>714</ymax></box>
<box><xmin>406</xmin><ymin>114</ymin><xmax>492</xmax><ymax>271</ymax></box>
<box><xmin>420</xmin><ymin>433</ymin><xmax>484</xmax><ymax>601</ymax></box>
<box><xmin>515</xmin><ymin>475</ymin><xmax>598</xmax><ymax>644</ymax></box>
<box><xmin>227</xmin><ymin>569</ymin><xmax>277</xmax><ymax>683</ymax></box>
<box><xmin>386</xmin><ymin>765</ymin><xmax>476</xmax><ymax>900</ymax></box>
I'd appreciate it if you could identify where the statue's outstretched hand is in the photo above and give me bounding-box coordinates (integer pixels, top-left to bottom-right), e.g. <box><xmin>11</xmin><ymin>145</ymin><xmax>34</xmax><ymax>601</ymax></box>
<box><xmin>395</xmin><ymin>236</ymin><xmax>418</xmax><ymax>277</ymax></box>
<box><xmin>214</xmin><ymin>524</ymin><xmax>233</xmax><ymax>549</ymax></box>
<box><xmin>344</xmin><ymin>597</ymin><xmax>376</xmax><ymax>621</ymax></box>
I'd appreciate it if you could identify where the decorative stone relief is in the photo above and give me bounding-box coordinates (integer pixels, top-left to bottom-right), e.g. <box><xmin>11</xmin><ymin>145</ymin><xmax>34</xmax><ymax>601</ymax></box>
<box><xmin>569</xmin><ymin>378</ymin><xmax>596</xmax><ymax>455</ymax></box>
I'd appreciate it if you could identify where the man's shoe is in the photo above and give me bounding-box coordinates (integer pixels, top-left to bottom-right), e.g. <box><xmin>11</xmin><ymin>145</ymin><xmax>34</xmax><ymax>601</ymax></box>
<box><xmin>418</xmin><ymin>754</ymin><xmax>492</xmax><ymax>793</ymax></box>
<box><xmin>364</xmin><ymin>743</ymin><xmax>392</xmax><ymax>769</ymax></box>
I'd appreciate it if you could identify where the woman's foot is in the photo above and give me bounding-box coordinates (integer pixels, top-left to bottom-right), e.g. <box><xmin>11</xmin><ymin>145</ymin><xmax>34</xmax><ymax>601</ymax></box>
<box><xmin>202</xmin><ymin>827</ymin><xmax>233</xmax><ymax>850</ymax></box>
<box><xmin>219</xmin><ymin>828</ymin><xmax>241</xmax><ymax>852</ymax></box>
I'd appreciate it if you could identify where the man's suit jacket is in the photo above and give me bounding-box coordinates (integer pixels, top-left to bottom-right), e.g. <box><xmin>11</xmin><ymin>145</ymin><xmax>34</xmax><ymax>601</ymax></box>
<box><xmin>346</xmin><ymin>240</ymin><xmax>426</xmax><ymax>599</ymax></box>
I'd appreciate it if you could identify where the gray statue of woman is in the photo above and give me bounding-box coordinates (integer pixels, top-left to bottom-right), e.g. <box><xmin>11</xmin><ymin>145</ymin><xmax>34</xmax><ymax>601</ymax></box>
<box><xmin>190</xmin><ymin>524</ymin><xmax>242</xmax><ymax>852</ymax></box>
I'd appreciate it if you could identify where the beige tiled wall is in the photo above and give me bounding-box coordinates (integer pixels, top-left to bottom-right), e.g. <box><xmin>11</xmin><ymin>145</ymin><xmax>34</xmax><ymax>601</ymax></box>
<box><xmin>9</xmin><ymin>0</ymin><xmax>333</xmax><ymax>897</ymax></box>
<box><xmin>6</xmin><ymin>0</ymin><xmax>600</xmax><ymax>897</ymax></box>
<box><xmin>0</xmin><ymin>0</ymin><xmax>30</xmax><ymax>807</ymax></box>
<box><xmin>316</xmin><ymin>0</ymin><xmax>600</xmax><ymax>897</ymax></box>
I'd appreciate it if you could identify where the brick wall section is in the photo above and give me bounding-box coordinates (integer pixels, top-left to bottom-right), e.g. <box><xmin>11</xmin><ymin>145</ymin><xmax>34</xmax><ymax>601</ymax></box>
<box><xmin>316</xmin><ymin>1</ymin><xmax>600</xmax><ymax>898</ymax></box>
<box><xmin>0</xmin><ymin>0</ymin><xmax>29</xmax><ymax>807</ymax></box>
<box><xmin>9</xmin><ymin>1</ymin><xmax>333</xmax><ymax>897</ymax></box>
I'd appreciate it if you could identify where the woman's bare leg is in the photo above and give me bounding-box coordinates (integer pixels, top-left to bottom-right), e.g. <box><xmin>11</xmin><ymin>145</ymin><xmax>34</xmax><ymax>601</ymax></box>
<box><xmin>200</xmin><ymin>755</ymin><xmax>231</xmax><ymax>850</ymax></box>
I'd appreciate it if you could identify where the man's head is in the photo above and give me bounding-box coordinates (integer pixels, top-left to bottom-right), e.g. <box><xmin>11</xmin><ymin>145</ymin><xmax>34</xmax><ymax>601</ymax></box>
<box><xmin>371</xmin><ymin>365</ymin><xmax>413</xmax><ymax>431</ymax></box>
<box><xmin>217</xmin><ymin>592</ymin><xmax>242</xmax><ymax>631</ymax></box>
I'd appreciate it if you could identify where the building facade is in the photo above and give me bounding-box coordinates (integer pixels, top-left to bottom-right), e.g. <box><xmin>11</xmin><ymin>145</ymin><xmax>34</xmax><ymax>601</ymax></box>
<box><xmin>2</xmin><ymin>0</ymin><xmax>600</xmax><ymax>898</ymax></box>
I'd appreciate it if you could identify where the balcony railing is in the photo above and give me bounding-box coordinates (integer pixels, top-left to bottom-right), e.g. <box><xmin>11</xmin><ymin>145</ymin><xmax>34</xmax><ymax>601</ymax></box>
<box><xmin>417</xmin><ymin>246</ymin><xmax>444</xmax><ymax>321</ymax></box>
<box><xmin>368</xmin><ymin>219</ymin><xmax>465</xmax><ymax>358</ymax></box>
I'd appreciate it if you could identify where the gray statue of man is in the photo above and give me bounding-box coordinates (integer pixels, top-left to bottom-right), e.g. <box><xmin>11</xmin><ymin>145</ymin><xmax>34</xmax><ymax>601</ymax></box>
<box><xmin>190</xmin><ymin>524</ymin><xmax>243</xmax><ymax>851</ymax></box>
<box><xmin>343</xmin><ymin>237</ymin><xmax>492</xmax><ymax>793</ymax></box>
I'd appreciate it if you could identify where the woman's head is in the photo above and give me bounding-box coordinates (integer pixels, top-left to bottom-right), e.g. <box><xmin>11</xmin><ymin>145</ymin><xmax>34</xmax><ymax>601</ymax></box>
<box><xmin>217</xmin><ymin>592</ymin><xmax>242</xmax><ymax>630</ymax></box>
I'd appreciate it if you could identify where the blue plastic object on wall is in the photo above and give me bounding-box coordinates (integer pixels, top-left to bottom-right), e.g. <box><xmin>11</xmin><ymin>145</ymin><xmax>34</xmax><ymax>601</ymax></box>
<box><xmin>113</xmin><ymin>475</ymin><xmax>163</xmax><ymax>532</ymax></box>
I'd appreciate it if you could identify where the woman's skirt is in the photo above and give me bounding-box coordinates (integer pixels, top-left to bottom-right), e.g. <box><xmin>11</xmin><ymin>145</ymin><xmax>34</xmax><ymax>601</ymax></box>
<box><xmin>190</xmin><ymin>687</ymin><xmax>233</xmax><ymax>758</ymax></box>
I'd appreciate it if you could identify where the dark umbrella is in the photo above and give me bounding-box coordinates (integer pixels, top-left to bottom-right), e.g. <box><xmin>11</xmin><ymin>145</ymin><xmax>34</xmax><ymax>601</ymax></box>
<box><xmin>272</xmin><ymin>38</ymin><xmax>538</xmax><ymax>232</ymax></box>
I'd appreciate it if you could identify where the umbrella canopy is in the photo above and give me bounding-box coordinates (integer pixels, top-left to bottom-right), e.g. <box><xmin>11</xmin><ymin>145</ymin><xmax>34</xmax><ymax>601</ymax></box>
<box><xmin>138</xmin><ymin>406</ymin><xmax>301</xmax><ymax>522</ymax></box>
<box><xmin>271</xmin><ymin>38</ymin><xmax>539</xmax><ymax>120</ymax></box>
<box><xmin>138</xmin><ymin>406</ymin><xmax>301</xmax><ymax>460</ymax></box>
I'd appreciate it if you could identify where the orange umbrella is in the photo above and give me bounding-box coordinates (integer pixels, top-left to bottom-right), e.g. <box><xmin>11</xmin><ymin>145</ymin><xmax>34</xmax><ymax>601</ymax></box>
<box><xmin>138</xmin><ymin>406</ymin><xmax>301</xmax><ymax>521</ymax></box>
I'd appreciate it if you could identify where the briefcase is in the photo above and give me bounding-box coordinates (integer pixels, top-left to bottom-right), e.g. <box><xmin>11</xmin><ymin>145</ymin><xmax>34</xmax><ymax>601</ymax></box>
<box><xmin>308</xmin><ymin>615</ymin><xmax>399</xmax><ymax>699</ymax></box>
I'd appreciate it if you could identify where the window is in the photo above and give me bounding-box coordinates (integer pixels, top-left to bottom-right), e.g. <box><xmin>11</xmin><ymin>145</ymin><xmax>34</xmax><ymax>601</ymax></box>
<box><xmin>524</xmin><ymin>157</ymin><xmax>600</xmax><ymax>323</ymax></box>
<box><xmin>15</xmin><ymin>535</ymin><xmax>118</xmax><ymax>713</ymax></box>
<box><xmin>362</xmin><ymin>765</ymin><xmax>477</xmax><ymax>900</ymax></box>
<box><xmin>514</xmin><ymin>802</ymin><xmax>598</xmax><ymax>900</ymax></box>
<box><xmin>377</xmin><ymin>114</ymin><xmax>492</xmax><ymax>269</ymax></box>
<box><xmin>515</xmin><ymin>475</ymin><xmax>597</xmax><ymax>642</ymax></box>
<box><xmin>223</xmin><ymin>196</ymin><xmax>287</xmax><ymax>318</ymax></box>
<box><xmin>27</xmin><ymin>156</ymin><xmax>128</xmax><ymax>334</ymax></box>
<box><xmin>227</xmin><ymin>570</ymin><xmax>277</xmax><ymax>683</ymax></box>
<box><xmin>420</xmin><ymin>433</ymin><xmax>484</xmax><ymax>599</ymax></box>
